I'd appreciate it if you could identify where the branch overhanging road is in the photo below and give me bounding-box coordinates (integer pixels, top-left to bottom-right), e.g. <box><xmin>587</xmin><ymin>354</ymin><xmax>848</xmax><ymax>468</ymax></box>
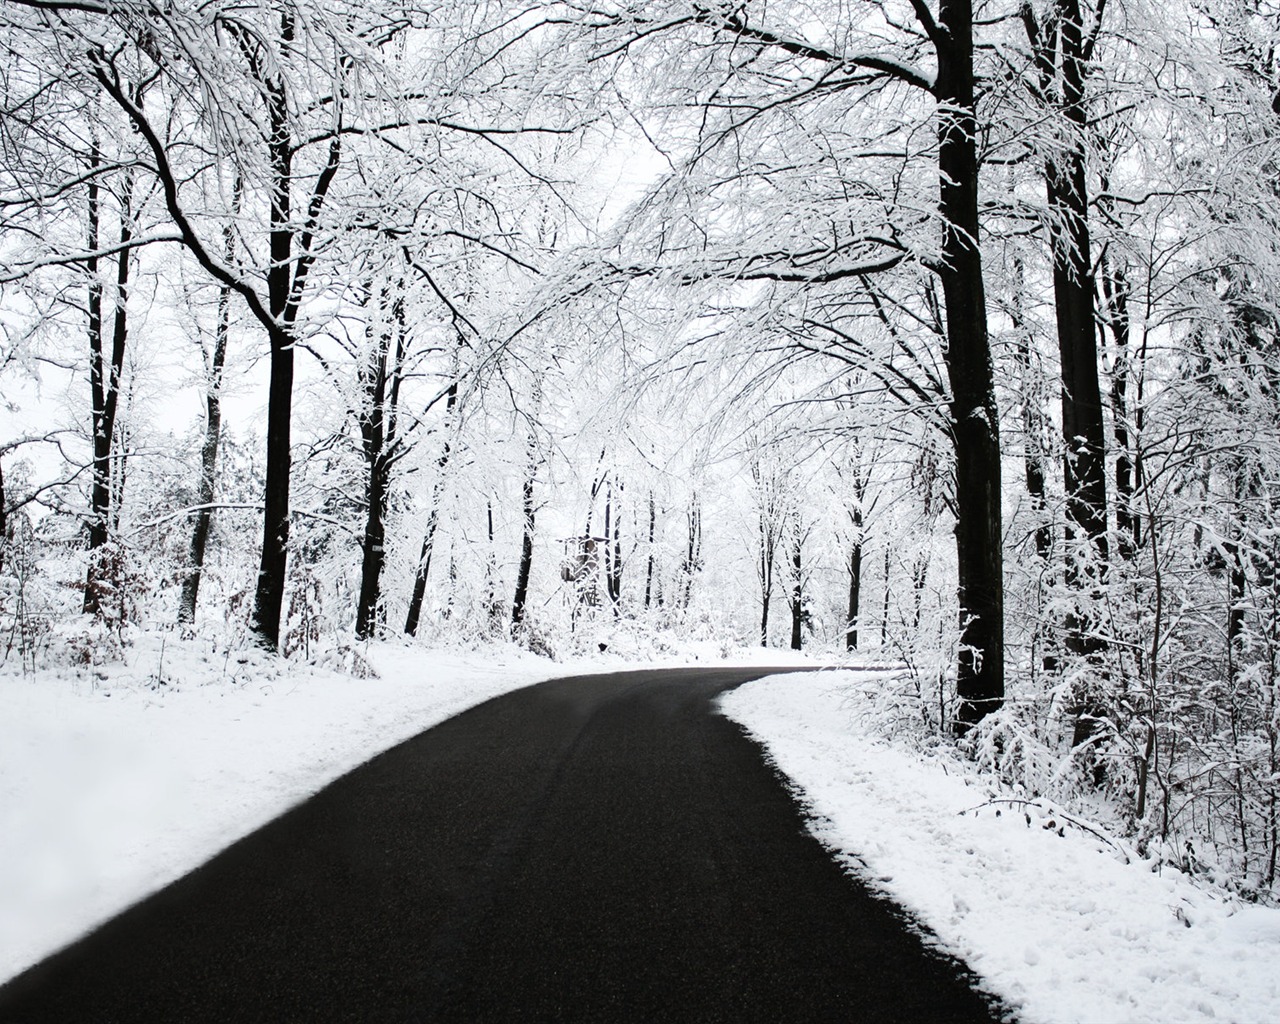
<box><xmin>0</xmin><ymin>666</ymin><xmax>1008</xmax><ymax>1023</ymax></box>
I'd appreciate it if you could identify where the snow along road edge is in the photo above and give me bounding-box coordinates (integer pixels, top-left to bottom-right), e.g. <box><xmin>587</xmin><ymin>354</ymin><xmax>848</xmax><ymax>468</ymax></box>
<box><xmin>718</xmin><ymin>670</ymin><xmax>1280</xmax><ymax>1024</ymax></box>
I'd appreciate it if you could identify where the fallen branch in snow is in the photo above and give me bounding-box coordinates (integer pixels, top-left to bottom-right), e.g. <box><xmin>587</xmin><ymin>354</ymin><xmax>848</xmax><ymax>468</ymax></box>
<box><xmin>958</xmin><ymin>797</ymin><xmax>1133</xmax><ymax>864</ymax></box>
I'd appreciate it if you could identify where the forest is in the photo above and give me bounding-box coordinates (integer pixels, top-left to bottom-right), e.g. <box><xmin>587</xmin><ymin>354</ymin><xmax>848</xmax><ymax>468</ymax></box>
<box><xmin>1</xmin><ymin>0</ymin><xmax>1279</xmax><ymax>898</ymax></box>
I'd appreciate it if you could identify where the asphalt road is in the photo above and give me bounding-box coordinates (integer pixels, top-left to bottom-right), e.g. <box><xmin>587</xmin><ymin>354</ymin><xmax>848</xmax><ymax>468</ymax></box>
<box><xmin>0</xmin><ymin>666</ymin><xmax>1006</xmax><ymax>1023</ymax></box>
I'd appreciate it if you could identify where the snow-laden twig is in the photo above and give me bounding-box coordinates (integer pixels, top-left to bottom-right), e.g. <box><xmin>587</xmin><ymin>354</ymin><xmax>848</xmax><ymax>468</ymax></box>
<box><xmin>958</xmin><ymin>796</ymin><xmax>1134</xmax><ymax>864</ymax></box>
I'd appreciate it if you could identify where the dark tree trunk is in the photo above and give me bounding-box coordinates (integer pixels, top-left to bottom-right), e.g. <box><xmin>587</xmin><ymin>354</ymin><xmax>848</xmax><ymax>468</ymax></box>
<box><xmin>83</xmin><ymin>153</ymin><xmax>104</xmax><ymax>583</ymax></box>
<box><xmin>85</xmin><ymin>168</ymin><xmax>131</xmax><ymax>616</ymax></box>
<box><xmin>356</xmin><ymin>458</ymin><xmax>390</xmax><ymax>640</ymax></box>
<box><xmin>179</xmin><ymin>191</ymin><xmax>237</xmax><ymax>626</ymax></box>
<box><xmin>911</xmin><ymin>551</ymin><xmax>931</xmax><ymax>631</ymax></box>
<box><xmin>881</xmin><ymin>545</ymin><xmax>892</xmax><ymax>647</ymax></box>
<box><xmin>485</xmin><ymin>500</ymin><xmax>501</xmax><ymax>631</ymax></box>
<box><xmin>1046</xmin><ymin>149</ymin><xmax>1109</xmax><ymax>586</ymax></box>
<box><xmin>759</xmin><ymin>511</ymin><xmax>775</xmax><ymax>647</ymax></box>
<box><xmin>404</xmin><ymin>501</ymin><xmax>441</xmax><ymax>637</ymax></box>
<box><xmin>847</xmin><ymin>506</ymin><xmax>863</xmax><ymax>652</ymax></box>
<box><xmin>250</xmin><ymin>19</ymin><xmax>297</xmax><ymax>650</ymax></box>
<box><xmin>603</xmin><ymin>485</ymin><xmax>611</xmax><ymax>596</ymax></box>
<box><xmin>790</xmin><ymin>530</ymin><xmax>803</xmax><ymax>651</ymax></box>
<box><xmin>511</xmin><ymin>382</ymin><xmax>541</xmax><ymax>636</ymax></box>
<box><xmin>1040</xmin><ymin>0</ymin><xmax>1110</xmax><ymax>580</ymax></box>
<box><xmin>681</xmin><ymin>496</ymin><xmax>701</xmax><ymax>610</ymax></box>
<box><xmin>355</xmin><ymin>284</ymin><xmax>405</xmax><ymax>641</ymax></box>
<box><xmin>1102</xmin><ymin>258</ymin><xmax>1138</xmax><ymax>562</ymax></box>
<box><xmin>178</xmin><ymin>340</ymin><xmax>223</xmax><ymax>625</ymax></box>
<box><xmin>611</xmin><ymin>481</ymin><xmax>623</xmax><ymax>609</ymax></box>
<box><xmin>645</xmin><ymin>491</ymin><xmax>656</xmax><ymax>609</ymax></box>
<box><xmin>511</xmin><ymin>461</ymin><xmax>537</xmax><ymax>634</ymax></box>
<box><xmin>250</xmin><ymin>12</ymin><xmax>342</xmax><ymax>650</ymax></box>
<box><xmin>1228</xmin><ymin>535</ymin><xmax>1246</xmax><ymax>675</ymax></box>
<box><xmin>253</xmin><ymin>328</ymin><xmax>294</xmax><ymax>647</ymax></box>
<box><xmin>1024</xmin><ymin>0</ymin><xmax>1110</xmax><ymax>745</ymax></box>
<box><xmin>937</xmin><ymin>0</ymin><xmax>1004</xmax><ymax>728</ymax></box>
<box><xmin>604</xmin><ymin>481</ymin><xmax>623</xmax><ymax>608</ymax></box>
<box><xmin>1046</xmin><ymin>167</ymin><xmax>1109</xmax><ymax>675</ymax></box>
<box><xmin>109</xmin><ymin>400</ymin><xmax>130</xmax><ymax>536</ymax></box>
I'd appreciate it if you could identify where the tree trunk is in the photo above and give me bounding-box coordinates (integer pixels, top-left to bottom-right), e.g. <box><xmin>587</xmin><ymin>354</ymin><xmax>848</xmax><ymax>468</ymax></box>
<box><xmin>610</xmin><ymin>481</ymin><xmax>623</xmax><ymax>610</ymax></box>
<box><xmin>847</xmin><ymin>506</ymin><xmax>863</xmax><ymax>651</ymax></box>
<box><xmin>355</xmin><ymin>282</ymin><xmax>404</xmax><ymax>641</ymax></box>
<box><xmin>250</xmin><ymin>21</ymin><xmax>297</xmax><ymax>650</ymax></box>
<box><xmin>790</xmin><ymin>529</ymin><xmax>803</xmax><ymax>651</ymax></box>
<box><xmin>1024</xmin><ymin>0</ymin><xmax>1110</xmax><ymax>744</ymax></box>
<box><xmin>645</xmin><ymin>491</ymin><xmax>656</xmax><ymax>609</ymax></box>
<box><xmin>83</xmin><ymin>157</ymin><xmax>104</xmax><ymax>597</ymax></box>
<box><xmin>109</xmin><ymin>399</ymin><xmax>130</xmax><ymax>536</ymax></box>
<box><xmin>355</xmin><ymin>457</ymin><xmax>390</xmax><ymax>639</ymax></box>
<box><xmin>604</xmin><ymin>481</ymin><xmax>623</xmax><ymax>608</ymax></box>
<box><xmin>911</xmin><ymin>551</ymin><xmax>931</xmax><ymax>631</ymax></box>
<box><xmin>485</xmin><ymin>500</ymin><xmax>501</xmax><ymax>631</ymax></box>
<box><xmin>178</xmin><ymin>353</ymin><xmax>223</xmax><ymax>624</ymax></box>
<box><xmin>85</xmin><ymin>168</ymin><xmax>131</xmax><ymax>616</ymax></box>
<box><xmin>404</xmin><ymin>379</ymin><xmax>459</xmax><ymax>636</ymax></box>
<box><xmin>1046</xmin><ymin>148</ymin><xmax>1109</xmax><ymax>587</ymax></box>
<box><xmin>511</xmin><ymin>379</ymin><xmax>542</xmax><ymax>636</ymax></box>
<box><xmin>937</xmin><ymin>0</ymin><xmax>1004</xmax><ymax>728</ymax></box>
<box><xmin>1011</xmin><ymin>256</ymin><xmax>1051</xmax><ymax>561</ymax></box>
<box><xmin>249</xmin><ymin>11</ymin><xmax>346</xmax><ymax>651</ymax></box>
<box><xmin>881</xmin><ymin>545</ymin><xmax>892</xmax><ymax>647</ymax></box>
<box><xmin>179</xmin><ymin>188</ymin><xmax>238</xmax><ymax>626</ymax></box>
<box><xmin>681</xmin><ymin>496</ymin><xmax>701</xmax><ymax>610</ymax></box>
<box><xmin>511</xmin><ymin>457</ymin><xmax>537</xmax><ymax>635</ymax></box>
<box><xmin>1102</xmin><ymin>258</ymin><xmax>1137</xmax><ymax>561</ymax></box>
<box><xmin>1042</xmin><ymin>0</ymin><xmax>1110</xmax><ymax>585</ymax></box>
<box><xmin>759</xmin><ymin>511</ymin><xmax>774</xmax><ymax>647</ymax></box>
<box><xmin>252</xmin><ymin>328</ymin><xmax>294</xmax><ymax>647</ymax></box>
<box><xmin>404</xmin><ymin>500</ymin><xmax>441</xmax><ymax>636</ymax></box>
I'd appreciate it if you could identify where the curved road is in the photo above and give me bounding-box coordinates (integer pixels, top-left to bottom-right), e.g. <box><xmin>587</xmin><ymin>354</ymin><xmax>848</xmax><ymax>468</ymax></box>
<box><xmin>0</xmin><ymin>666</ymin><xmax>1004</xmax><ymax>1023</ymax></box>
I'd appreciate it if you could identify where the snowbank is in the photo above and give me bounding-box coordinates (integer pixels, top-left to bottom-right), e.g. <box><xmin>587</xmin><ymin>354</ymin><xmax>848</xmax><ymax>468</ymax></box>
<box><xmin>720</xmin><ymin>670</ymin><xmax>1280</xmax><ymax>1024</ymax></box>
<box><xmin>0</xmin><ymin>639</ymin><xmax>556</xmax><ymax>982</ymax></box>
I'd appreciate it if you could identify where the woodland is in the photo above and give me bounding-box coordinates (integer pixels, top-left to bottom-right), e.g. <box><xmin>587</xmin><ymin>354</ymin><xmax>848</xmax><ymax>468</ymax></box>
<box><xmin>1</xmin><ymin>0</ymin><xmax>1279</xmax><ymax>898</ymax></box>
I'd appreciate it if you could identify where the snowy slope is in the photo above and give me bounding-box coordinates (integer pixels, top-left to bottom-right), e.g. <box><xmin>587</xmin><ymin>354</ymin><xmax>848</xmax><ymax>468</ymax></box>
<box><xmin>0</xmin><ymin>639</ymin><xmax>812</xmax><ymax>984</ymax></box>
<box><xmin>0</xmin><ymin>640</ymin><xmax>557</xmax><ymax>982</ymax></box>
<box><xmin>720</xmin><ymin>670</ymin><xmax>1280</xmax><ymax>1024</ymax></box>
<box><xmin>12</xmin><ymin>651</ymin><xmax>1265</xmax><ymax>1022</ymax></box>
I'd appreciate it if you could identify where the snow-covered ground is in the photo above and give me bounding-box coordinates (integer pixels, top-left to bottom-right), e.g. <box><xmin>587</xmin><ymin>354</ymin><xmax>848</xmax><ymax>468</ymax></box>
<box><xmin>721</xmin><ymin>670</ymin><xmax>1280</xmax><ymax>1024</ymax></box>
<box><xmin>9</xmin><ymin>650</ymin><xmax>1274</xmax><ymax>1022</ymax></box>
<box><xmin>0</xmin><ymin>638</ymin><xmax>564</xmax><ymax>982</ymax></box>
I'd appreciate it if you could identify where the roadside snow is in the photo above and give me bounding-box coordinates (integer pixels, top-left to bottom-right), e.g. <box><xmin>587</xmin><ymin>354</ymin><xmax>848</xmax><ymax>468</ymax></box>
<box><xmin>0</xmin><ymin>639</ymin><xmax>557</xmax><ymax>983</ymax></box>
<box><xmin>720</xmin><ymin>670</ymin><xmax>1280</xmax><ymax>1024</ymax></box>
<box><xmin>18</xmin><ymin>648</ymin><xmax>1255</xmax><ymax>1022</ymax></box>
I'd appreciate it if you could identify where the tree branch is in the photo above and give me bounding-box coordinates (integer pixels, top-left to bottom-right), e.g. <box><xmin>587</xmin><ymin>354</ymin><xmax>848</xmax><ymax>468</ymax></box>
<box><xmin>88</xmin><ymin>48</ymin><xmax>277</xmax><ymax>335</ymax></box>
<box><xmin>697</xmin><ymin>5</ymin><xmax>935</xmax><ymax>93</ymax></box>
